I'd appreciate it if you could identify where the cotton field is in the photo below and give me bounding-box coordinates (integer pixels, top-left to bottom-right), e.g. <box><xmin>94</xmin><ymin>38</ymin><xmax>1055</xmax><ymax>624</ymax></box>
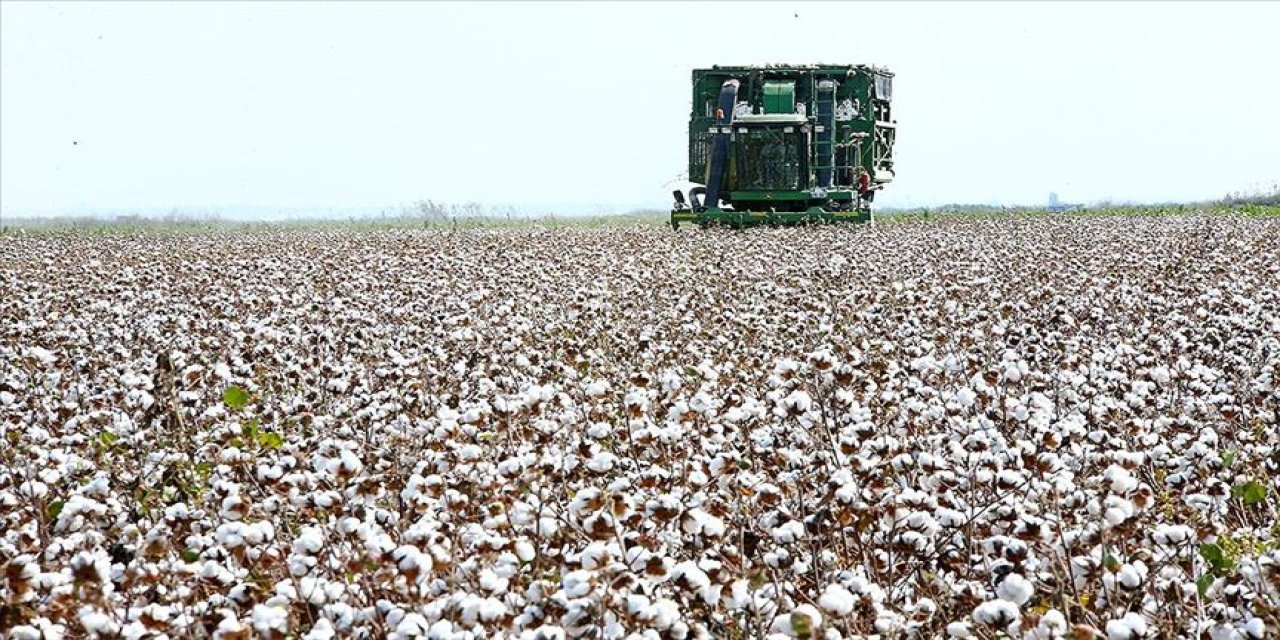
<box><xmin>1</xmin><ymin>214</ymin><xmax>1278</xmax><ymax>640</ymax></box>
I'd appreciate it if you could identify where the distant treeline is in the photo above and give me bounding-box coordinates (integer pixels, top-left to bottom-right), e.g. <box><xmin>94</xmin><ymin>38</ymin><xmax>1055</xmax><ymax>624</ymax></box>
<box><xmin>401</xmin><ymin>200</ymin><xmax>665</xmax><ymax>226</ymax></box>
<box><xmin>1</xmin><ymin>211</ymin><xmax>228</xmax><ymax>230</ymax></box>
<box><xmin>1218</xmin><ymin>182</ymin><xmax>1280</xmax><ymax>206</ymax></box>
<box><xmin>3</xmin><ymin>187</ymin><xmax>1275</xmax><ymax>232</ymax></box>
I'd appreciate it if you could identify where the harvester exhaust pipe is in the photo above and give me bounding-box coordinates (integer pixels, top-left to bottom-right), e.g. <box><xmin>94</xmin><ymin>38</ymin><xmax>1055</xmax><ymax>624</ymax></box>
<box><xmin>703</xmin><ymin>79</ymin><xmax>740</xmax><ymax>211</ymax></box>
<box><xmin>816</xmin><ymin>79</ymin><xmax>838</xmax><ymax>189</ymax></box>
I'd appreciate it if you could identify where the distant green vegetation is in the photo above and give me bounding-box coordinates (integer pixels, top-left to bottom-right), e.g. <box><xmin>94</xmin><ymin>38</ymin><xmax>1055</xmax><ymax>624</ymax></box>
<box><xmin>3</xmin><ymin>200</ymin><xmax>1277</xmax><ymax>236</ymax></box>
<box><xmin>877</xmin><ymin>202</ymin><xmax>1280</xmax><ymax>224</ymax></box>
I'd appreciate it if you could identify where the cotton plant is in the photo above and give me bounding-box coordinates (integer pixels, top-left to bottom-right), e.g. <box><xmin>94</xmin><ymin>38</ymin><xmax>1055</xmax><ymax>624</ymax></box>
<box><xmin>1</xmin><ymin>214</ymin><xmax>1277</xmax><ymax>637</ymax></box>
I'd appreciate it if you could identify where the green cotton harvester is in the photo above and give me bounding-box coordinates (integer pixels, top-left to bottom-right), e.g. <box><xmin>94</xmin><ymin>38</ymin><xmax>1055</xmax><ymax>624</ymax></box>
<box><xmin>670</xmin><ymin>64</ymin><xmax>896</xmax><ymax>229</ymax></box>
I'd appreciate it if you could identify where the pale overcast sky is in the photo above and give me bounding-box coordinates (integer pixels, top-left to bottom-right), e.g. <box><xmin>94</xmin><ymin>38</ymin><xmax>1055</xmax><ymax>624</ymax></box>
<box><xmin>2</xmin><ymin>1</ymin><xmax>1278</xmax><ymax>217</ymax></box>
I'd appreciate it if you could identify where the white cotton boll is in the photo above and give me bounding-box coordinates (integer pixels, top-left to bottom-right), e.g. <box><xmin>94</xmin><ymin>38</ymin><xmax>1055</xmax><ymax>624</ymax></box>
<box><xmin>293</xmin><ymin>527</ymin><xmax>325</xmax><ymax>554</ymax></box>
<box><xmin>474</xmin><ymin>597</ymin><xmax>507</xmax><ymax>622</ymax></box>
<box><xmin>625</xmin><ymin>390</ymin><xmax>650</xmax><ymax>411</ymax></box>
<box><xmin>1242</xmin><ymin>618</ymin><xmax>1266</xmax><ymax>639</ymax></box>
<box><xmin>1206</xmin><ymin>624</ymin><xmax>1237</xmax><ymax>640</ymax></box>
<box><xmin>337</xmin><ymin>516</ymin><xmax>361</xmax><ymax>535</ymax></box>
<box><xmin>165</xmin><ymin>502</ymin><xmax>191</xmax><ymax>521</ymax></box>
<box><xmin>528</xmin><ymin>625</ymin><xmax>566</xmax><ymax>640</ymax></box>
<box><xmin>563</xmin><ymin>570</ymin><xmax>593</xmax><ymax>598</ymax></box>
<box><xmin>1104</xmin><ymin>465</ymin><xmax>1138</xmax><ymax>495</ymax></box>
<box><xmin>538</xmin><ymin>516</ymin><xmax>560</xmax><ymax>537</ymax></box>
<box><xmin>84</xmin><ymin>476</ymin><xmax>111</xmax><ymax>498</ymax></box>
<box><xmin>274</xmin><ymin>580</ymin><xmax>298</xmax><ymax>602</ymax></box>
<box><xmin>393</xmin><ymin>545</ymin><xmax>430</xmax><ymax>573</ymax></box>
<box><xmin>700</xmin><ymin>513</ymin><xmax>726</xmax><ymax>537</ymax></box>
<box><xmin>995</xmin><ymin>573</ymin><xmax>1034</xmax><ymax>605</ymax></box>
<box><xmin>772</xmin><ymin>520</ymin><xmax>806</xmax><ymax>543</ymax></box>
<box><xmin>626</xmin><ymin>594</ymin><xmax>652</xmax><ymax>617</ymax></box>
<box><xmin>28</xmin><ymin>346</ymin><xmax>57</xmax><ymax>365</ymax></box>
<box><xmin>783</xmin><ymin>390</ymin><xmax>813</xmax><ymax>413</ymax></box>
<box><xmin>33</xmin><ymin>618</ymin><xmax>66</xmax><ymax>640</ymax></box>
<box><xmin>479</xmin><ymin>568</ymin><xmax>510</xmax><ymax>594</ymax></box>
<box><xmin>973</xmin><ymin>600</ymin><xmax>1020</xmax><ymax>627</ymax></box>
<box><xmin>723</xmin><ymin>580</ymin><xmax>751</xmax><ymax>611</ymax></box>
<box><xmin>303</xmin><ymin>619</ymin><xmax>336</xmax><ymax>640</ymax></box>
<box><xmin>672</xmin><ymin>561</ymin><xmax>711</xmax><ymax>593</ymax></box>
<box><xmin>19</xmin><ymin>481</ymin><xmax>48</xmax><ymax>499</ymax></box>
<box><xmin>515</xmin><ymin>540</ymin><xmax>536</xmax><ymax>563</ymax></box>
<box><xmin>257</xmin><ymin>464</ymin><xmax>284</xmax><ymax>481</ymax></box>
<box><xmin>651</xmin><ymin>599</ymin><xmax>680</xmax><ymax>630</ymax></box>
<box><xmin>682</xmin><ymin>508</ymin><xmax>726</xmax><ymax>538</ymax></box>
<box><xmin>299</xmin><ymin>576</ymin><xmax>328</xmax><ymax>605</ymax></box>
<box><xmin>8</xmin><ymin>626</ymin><xmax>40</xmax><ymax>640</ymax></box>
<box><xmin>79</xmin><ymin>608</ymin><xmax>120</xmax><ymax>637</ymax></box>
<box><xmin>818</xmin><ymin>583</ymin><xmax>856</xmax><ymax>616</ymax></box>
<box><xmin>936</xmin><ymin>508</ymin><xmax>966</xmax><ymax>528</ymax></box>
<box><xmin>586</xmin><ymin>451</ymin><xmax>617</xmax><ymax>473</ymax></box>
<box><xmin>569</xmin><ymin>488</ymin><xmax>604</xmax><ymax>518</ymax></box>
<box><xmin>338</xmin><ymin>449</ymin><xmax>363</xmax><ymax>476</ymax></box>
<box><xmin>198</xmin><ymin>560</ymin><xmax>236</xmax><ymax>584</ymax></box>
<box><xmin>1153</xmin><ymin>524</ymin><xmax>1194</xmax><ymax>546</ymax></box>
<box><xmin>1103</xmin><ymin>496</ymin><xmax>1134</xmax><ymax>527</ymax></box>
<box><xmin>8</xmin><ymin>556</ymin><xmax>38</xmax><ymax>588</ymax></box>
<box><xmin>221</xmin><ymin>494</ymin><xmax>251</xmax><ymax>520</ymax></box>
<box><xmin>287</xmin><ymin>555</ymin><xmax>316</xmax><ymax>577</ymax></box>
<box><xmin>393</xmin><ymin>613</ymin><xmax>430</xmax><ymax>637</ymax></box>
<box><xmin>770</xmin><ymin>605</ymin><xmax>823</xmax><ymax>637</ymax></box>
<box><xmin>215</xmin><ymin>616</ymin><xmax>249</xmax><ymax>639</ymax></box>
<box><xmin>1105</xmin><ymin>612</ymin><xmax>1149</xmax><ymax>640</ymax></box>
<box><xmin>1116</xmin><ymin>562</ymin><xmax>1147</xmax><ymax>590</ymax></box>
<box><xmin>875</xmin><ymin>614</ymin><xmax>905</xmax><ymax>635</ymax></box>
<box><xmin>215</xmin><ymin>523</ymin><xmax>246</xmax><ymax>548</ymax></box>
<box><xmin>70</xmin><ymin>551</ymin><xmax>110</xmax><ymax>584</ymax></box>
<box><xmin>946</xmin><ymin>621</ymin><xmax>973</xmax><ymax>638</ymax></box>
<box><xmin>251</xmin><ymin>604</ymin><xmax>288</xmax><ymax>636</ymax></box>
<box><xmin>690</xmin><ymin>391</ymin><xmax>718</xmax><ymax>415</ymax></box>
<box><xmin>1040</xmin><ymin>610</ymin><xmax>1067</xmax><ymax>631</ymax></box>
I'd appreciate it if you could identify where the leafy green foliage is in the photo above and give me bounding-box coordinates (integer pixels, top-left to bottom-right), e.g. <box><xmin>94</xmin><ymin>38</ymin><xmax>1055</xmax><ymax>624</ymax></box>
<box><xmin>242</xmin><ymin>420</ymin><xmax>283</xmax><ymax>450</ymax></box>
<box><xmin>258</xmin><ymin>431</ymin><xmax>283</xmax><ymax>450</ymax></box>
<box><xmin>1199</xmin><ymin>543</ymin><xmax>1234</xmax><ymax>573</ymax></box>
<box><xmin>791</xmin><ymin>613</ymin><xmax>814</xmax><ymax>638</ymax></box>
<box><xmin>1231</xmin><ymin>481</ymin><xmax>1268</xmax><ymax>506</ymax></box>
<box><xmin>1103</xmin><ymin>553</ymin><xmax>1121</xmax><ymax>573</ymax></box>
<box><xmin>1221</xmin><ymin>450</ymin><xmax>1237</xmax><ymax>469</ymax></box>
<box><xmin>46</xmin><ymin>500</ymin><xmax>64</xmax><ymax>520</ymax></box>
<box><xmin>222</xmin><ymin>385</ymin><xmax>249</xmax><ymax>410</ymax></box>
<box><xmin>97</xmin><ymin>431</ymin><xmax>118</xmax><ymax>446</ymax></box>
<box><xmin>1196</xmin><ymin>573</ymin><xmax>1214</xmax><ymax>597</ymax></box>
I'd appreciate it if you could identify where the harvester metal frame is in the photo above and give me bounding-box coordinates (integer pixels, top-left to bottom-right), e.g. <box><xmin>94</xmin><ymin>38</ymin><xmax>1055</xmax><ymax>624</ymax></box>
<box><xmin>670</xmin><ymin>64</ymin><xmax>895</xmax><ymax>230</ymax></box>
